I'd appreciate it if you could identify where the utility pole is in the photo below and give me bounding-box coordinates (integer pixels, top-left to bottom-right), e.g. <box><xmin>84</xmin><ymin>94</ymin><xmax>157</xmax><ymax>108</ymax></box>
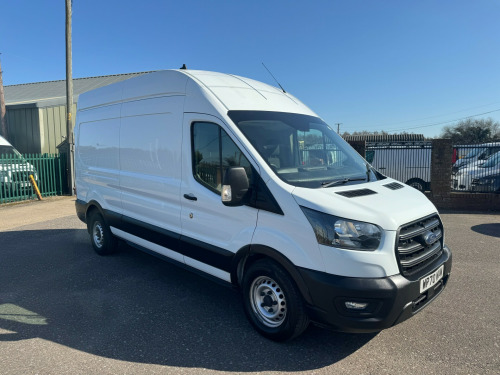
<box><xmin>0</xmin><ymin>55</ymin><xmax>8</xmax><ymax>139</ymax></box>
<box><xmin>65</xmin><ymin>0</ymin><xmax>74</xmax><ymax>195</ymax></box>
<box><xmin>335</xmin><ymin>123</ymin><xmax>343</xmax><ymax>134</ymax></box>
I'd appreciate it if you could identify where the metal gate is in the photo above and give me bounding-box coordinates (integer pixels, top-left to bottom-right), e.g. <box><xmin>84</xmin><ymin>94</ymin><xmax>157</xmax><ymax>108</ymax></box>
<box><xmin>0</xmin><ymin>153</ymin><xmax>68</xmax><ymax>204</ymax></box>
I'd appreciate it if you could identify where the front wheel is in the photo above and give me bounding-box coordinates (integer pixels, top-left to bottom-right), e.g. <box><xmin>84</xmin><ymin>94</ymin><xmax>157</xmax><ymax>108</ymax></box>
<box><xmin>242</xmin><ymin>259</ymin><xmax>309</xmax><ymax>341</ymax></box>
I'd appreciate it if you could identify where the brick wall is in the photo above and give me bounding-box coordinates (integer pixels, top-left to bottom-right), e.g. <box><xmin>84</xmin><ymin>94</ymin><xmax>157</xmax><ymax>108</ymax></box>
<box><xmin>426</xmin><ymin>192</ymin><xmax>500</xmax><ymax>211</ymax></box>
<box><xmin>430</xmin><ymin>139</ymin><xmax>453</xmax><ymax>195</ymax></box>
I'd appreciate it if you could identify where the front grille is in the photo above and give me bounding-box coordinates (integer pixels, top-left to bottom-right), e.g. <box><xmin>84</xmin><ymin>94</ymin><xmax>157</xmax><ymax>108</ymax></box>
<box><xmin>396</xmin><ymin>215</ymin><xmax>444</xmax><ymax>277</ymax></box>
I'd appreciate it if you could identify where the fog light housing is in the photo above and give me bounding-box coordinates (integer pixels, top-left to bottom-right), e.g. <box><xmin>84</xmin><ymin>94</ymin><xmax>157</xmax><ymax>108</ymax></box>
<box><xmin>345</xmin><ymin>301</ymin><xmax>369</xmax><ymax>310</ymax></box>
<box><xmin>335</xmin><ymin>297</ymin><xmax>381</xmax><ymax>317</ymax></box>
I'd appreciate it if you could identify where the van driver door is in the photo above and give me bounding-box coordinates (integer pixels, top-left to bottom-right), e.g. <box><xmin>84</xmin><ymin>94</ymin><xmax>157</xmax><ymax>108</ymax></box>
<box><xmin>180</xmin><ymin>114</ymin><xmax>259</xmax><ymax>282</ymax></box>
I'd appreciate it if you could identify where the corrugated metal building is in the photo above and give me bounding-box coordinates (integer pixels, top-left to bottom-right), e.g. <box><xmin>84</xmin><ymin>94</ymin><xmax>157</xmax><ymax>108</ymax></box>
<box><xmin>4</xmin><ymin>72</ymin><xmax>149</xmax><ymax>154</ymax></box>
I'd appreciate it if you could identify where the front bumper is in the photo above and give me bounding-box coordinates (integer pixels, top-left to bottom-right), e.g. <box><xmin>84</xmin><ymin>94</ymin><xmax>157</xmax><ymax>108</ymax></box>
<box><xmin>298</xmin><ymin>245</ymin><xmax>452</xmax><ymax>333</ymax></box>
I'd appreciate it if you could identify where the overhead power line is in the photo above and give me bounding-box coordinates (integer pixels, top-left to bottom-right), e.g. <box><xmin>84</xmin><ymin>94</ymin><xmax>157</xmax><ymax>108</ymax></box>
<box><xmin>385</xmin><ymin>108</ymin><xmax>500</xmax><ymax>133</ymax></box>
<box><xmin>367</xmin><ymin>100</ymin><xmax>500</xmax><ymax>128</ymax></box>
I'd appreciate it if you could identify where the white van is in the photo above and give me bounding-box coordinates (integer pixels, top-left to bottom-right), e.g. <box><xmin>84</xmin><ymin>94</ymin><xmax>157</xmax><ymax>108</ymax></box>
<box><xmin>365</xmin><ymin>145</ymin><xmax>431</xmax><ymax>191</ymax></box>
<box><xmin>74</xmin><ymin>70</ymin><xmax>452</xmax><ymax>341</ymax></box>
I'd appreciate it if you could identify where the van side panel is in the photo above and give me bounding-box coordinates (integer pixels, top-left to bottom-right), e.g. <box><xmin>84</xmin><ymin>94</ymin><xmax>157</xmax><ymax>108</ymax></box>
<box><xmin>119</xmin><ymin>96</ymin><xmax>185</xmax><ymax>242</ymax></box>
<box><xmin>76</xmin><ymin>104</ymin><xmax>122</xmax><ymax>213</ymax></box>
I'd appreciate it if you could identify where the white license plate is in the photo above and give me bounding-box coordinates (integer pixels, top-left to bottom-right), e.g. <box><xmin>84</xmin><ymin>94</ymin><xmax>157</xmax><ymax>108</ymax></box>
<box><xmin>420</xmin><ymin>265</ymin><xmax>444</xmax><ymax>293</ymax></box>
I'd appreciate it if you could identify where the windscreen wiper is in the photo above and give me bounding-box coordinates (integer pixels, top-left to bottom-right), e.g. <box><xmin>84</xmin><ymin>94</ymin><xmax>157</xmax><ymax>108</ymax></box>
<box><xmin>321</xmin><ymin>177</ymin><xmax>367</xmax><ymax>188</ymax></box>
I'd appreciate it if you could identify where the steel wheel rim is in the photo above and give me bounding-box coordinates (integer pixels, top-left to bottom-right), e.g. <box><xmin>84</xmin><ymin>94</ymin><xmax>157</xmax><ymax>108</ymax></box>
<box><xmin>249</xmin><ymin>276</ymin><xmax>287</xmax><ymax>327</ymax></box>
<box><xmin>93</xmin><ymin>221</ymin><xmax>104</xmax><ymax>249</ymax></box>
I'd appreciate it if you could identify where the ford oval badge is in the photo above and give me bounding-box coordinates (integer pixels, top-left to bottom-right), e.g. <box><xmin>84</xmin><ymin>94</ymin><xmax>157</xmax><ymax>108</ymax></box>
<box><xmin>423</xmin><ymin>231</ymin><xmax>438</xmax><ymax>245</ymax></box>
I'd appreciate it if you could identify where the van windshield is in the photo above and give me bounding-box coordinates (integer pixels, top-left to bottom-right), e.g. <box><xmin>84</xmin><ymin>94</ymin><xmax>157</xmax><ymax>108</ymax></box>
<box><xmin>228</xmin><ymin>111</ymin><xmax>378</xmax><ymax>188</ymax></box>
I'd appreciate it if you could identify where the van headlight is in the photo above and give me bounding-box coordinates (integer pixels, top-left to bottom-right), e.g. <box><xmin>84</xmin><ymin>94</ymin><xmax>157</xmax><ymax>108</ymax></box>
<box><xmin>301</xmin><ymin>207</ymin><xmax>382</xmax><ymax>251</ymax></box>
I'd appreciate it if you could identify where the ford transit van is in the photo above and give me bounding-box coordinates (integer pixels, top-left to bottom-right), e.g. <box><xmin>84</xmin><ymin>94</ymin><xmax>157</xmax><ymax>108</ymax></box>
<box><xmin>75</xmin><ymin>70</ymin><xmax>452</xmax><ymax>341</ymax></box>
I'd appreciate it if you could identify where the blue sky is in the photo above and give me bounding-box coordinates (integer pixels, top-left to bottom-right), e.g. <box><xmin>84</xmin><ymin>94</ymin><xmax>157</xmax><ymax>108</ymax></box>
<box><xmin>1</xmin><ymin>0</ymin><xmax>499</xmax><ymax>137</ymax></box>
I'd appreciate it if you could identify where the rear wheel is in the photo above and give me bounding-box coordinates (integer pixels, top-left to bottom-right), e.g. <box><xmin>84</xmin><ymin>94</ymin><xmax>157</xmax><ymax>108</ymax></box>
<box><xmin>88</xmin><ymin>211</ymin><xmax>117</xmax><ymax>255</ymax></box>
<box><xmin>242</xmin><ymin>259</ymin><xmax>309</xmax><ymax>341</ymax></box>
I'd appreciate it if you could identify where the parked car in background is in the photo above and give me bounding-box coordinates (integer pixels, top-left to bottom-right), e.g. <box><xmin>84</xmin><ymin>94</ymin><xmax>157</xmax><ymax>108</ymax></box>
<box><xmin>452</xmin><ymin>145</ymin><xmax>469</xmax><ymax>164</ymax></box>
<box><xmin>453</xmin><ymin>142</ymin><xmax>500</xmax><ymax>170</ymax></box>
<box><xmin>471</xmin><ymin>173</ymin><xmax>500</xmax><ymax>193</ymax></box>
<box><xmin>453</xmin><ymin>150</ymin><xmax>500</xmax><ymax>191</ymax></box>
<box><xmin>0</xmin><ymin>135</ymin><xmax>38</xmax><ymax>195</ymax></box>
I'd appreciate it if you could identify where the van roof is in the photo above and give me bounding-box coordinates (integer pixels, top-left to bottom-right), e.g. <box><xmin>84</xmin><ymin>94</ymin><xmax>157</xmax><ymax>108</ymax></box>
<box><xmin>182</xmin><ymin>70</ymin><xmax>313</xmax><ymax>113</ymax></box>
<box><xmin>77</xmin><ymin>70</ymin><xmax>317</xmax><ymax>117</ymax></box>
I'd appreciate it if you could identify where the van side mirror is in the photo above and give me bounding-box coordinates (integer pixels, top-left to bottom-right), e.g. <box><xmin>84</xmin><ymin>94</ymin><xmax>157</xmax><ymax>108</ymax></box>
<box><xmin>221</xmin><ymin>167</ymin><xmax>249</xmax><ymax>206</ymax></box>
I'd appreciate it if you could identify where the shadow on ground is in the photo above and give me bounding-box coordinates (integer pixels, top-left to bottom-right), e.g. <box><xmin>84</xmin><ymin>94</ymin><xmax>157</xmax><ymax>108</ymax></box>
<box><xmin>471</xmin><ymin>223</ymin><xmax>500</xmax><ymax>238</ymax></box>
<box><xmin>0</xmin><ymin>229</ymin><xmax>376</xmax><ymax>372</ymax></box>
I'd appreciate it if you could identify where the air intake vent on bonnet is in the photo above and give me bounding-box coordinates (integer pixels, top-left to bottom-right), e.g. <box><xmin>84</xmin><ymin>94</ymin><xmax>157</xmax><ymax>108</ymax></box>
<box><xmin>384</xmin><ymin>182</ymin><xmax>404</xmax><ymax>190</ymax></box>
<box><xmin>336</xmin><ymin>189</ymin><xmax>377</xmax><ymax>198</ymax></box>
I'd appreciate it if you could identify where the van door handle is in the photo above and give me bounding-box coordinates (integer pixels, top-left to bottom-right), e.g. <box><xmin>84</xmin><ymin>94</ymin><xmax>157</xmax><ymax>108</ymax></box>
<box><xmin>379</xmin><ymin>167</ymin><xmax>386</xmax><ymax>170</ymax></box>
<box><xmin>183</xmin><ymin>193</ymin><xmax>198</xmax><ymax>201</ymax></box>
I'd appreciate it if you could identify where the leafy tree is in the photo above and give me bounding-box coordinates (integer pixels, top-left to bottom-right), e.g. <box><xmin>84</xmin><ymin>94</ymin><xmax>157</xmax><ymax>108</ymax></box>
<box><xmin>440</xmin><ymin>118</ymin><xmax>500</xmax><ymax>144</ymax></box>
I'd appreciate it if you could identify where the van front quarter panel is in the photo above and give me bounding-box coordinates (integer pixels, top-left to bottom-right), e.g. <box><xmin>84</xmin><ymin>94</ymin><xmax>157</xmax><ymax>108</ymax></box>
<box><xmin>251</xmin><ymin>203</ymin><xmax>325</xmax><ymax>273</ymax></box>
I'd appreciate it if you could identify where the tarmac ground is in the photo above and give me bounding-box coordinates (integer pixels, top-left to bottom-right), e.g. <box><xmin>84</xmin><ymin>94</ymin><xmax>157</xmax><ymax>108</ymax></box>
<box><xmin>0</xmin><ymin>197</ymin><xmax>499</xmax><ymax>374</ymax></box>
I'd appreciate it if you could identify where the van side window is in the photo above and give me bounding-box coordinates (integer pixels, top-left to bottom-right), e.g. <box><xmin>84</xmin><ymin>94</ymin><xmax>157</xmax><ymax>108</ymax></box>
<box><xmin>192</xmin><ymin>122</ymin><xmax>252</xmax><ymax>194</ymax></box>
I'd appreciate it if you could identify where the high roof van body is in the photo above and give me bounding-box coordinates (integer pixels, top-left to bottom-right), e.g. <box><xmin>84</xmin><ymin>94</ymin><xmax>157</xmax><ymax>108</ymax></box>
<box><xmin>75</xmin><ymin>70</ymin><xmax>452</xmax><ymax>341</ymax></box>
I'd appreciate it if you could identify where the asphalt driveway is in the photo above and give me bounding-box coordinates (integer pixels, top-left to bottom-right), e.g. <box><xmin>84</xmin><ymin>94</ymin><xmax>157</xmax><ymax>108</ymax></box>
<box><xmin>0</xmin><ymin>197</ymin><xmax>499</xmax><ymax>374</ymax></box>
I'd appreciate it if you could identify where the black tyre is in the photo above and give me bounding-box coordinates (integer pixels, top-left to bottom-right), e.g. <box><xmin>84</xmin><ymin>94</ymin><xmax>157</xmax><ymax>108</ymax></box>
<box><xmin>242</xmin><ymin>259</ymin><xmax>309</xmax><ymax>341</ymax></box>
<box><xmin>406</xmin><ymin>178</ymin><xmax>426</xmax><ymax>192</ymax></box>
<box><xmin>88</xmin><ymin>211</ymin><xmax>117</xmax><ymax>255</ymax></box>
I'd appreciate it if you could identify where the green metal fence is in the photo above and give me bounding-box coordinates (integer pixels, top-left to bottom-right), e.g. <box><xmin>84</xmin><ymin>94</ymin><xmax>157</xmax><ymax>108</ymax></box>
<box><xmin>0</xmin><ymin>153</ymin><xmax>68</xmax><ymax>204</ymax></box>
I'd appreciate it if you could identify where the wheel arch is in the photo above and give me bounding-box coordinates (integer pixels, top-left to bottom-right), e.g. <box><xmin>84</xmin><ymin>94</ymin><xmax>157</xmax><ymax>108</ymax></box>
<box><xmin>405</xmin><ymin>177</ymin><xmax>427</xmax><ymax>191</ymax></box>
<box><xmin>80</xmin><ymin>200</ymin><xmax>107</xmax><ymax>232</ymax></box>
<box><xmin>231</xmin><ymin>244</ymin><xmax>313</xmax><ymax>305</ymax></box>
